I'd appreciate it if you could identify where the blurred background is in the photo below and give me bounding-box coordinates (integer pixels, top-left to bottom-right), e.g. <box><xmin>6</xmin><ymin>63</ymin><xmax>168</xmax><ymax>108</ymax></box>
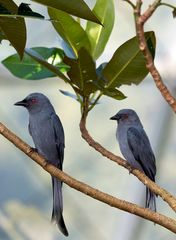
<box><xmin>0</xmin><ymin>0</ymin><xmax>176</xmax><ymax>239</ymax></box>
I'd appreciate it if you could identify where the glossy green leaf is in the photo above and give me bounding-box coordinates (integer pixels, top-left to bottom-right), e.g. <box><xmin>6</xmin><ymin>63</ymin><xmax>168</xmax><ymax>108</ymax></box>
<box><xmin>64</xmin><ymin>48</ymin><xmax>98</xmax><ymax>95</ymax></box>
<box><xmin>18</xmin><ymin>3</ymin><xmax>44</xmax><ymax>19</ymax></box>
<box><xmin>25</xmin><ymin>48</ymin><xmax>70</xmax><ymax>82</ymax></box>
<box><xmin>93</xmin><ymin>75</ymin><xmax>126</xmax><ymax>100</ymax></box>
<box><xmin>103</xmin><ymin>31</ymin><xmax>156</xmax><ymax>88</ymax></box>
<box><xmin>103</xmin><ymin>88</ymin><xmax>126</xmax><ymax>100</ymax></box>
<box><xmin>0</xmin><ymin>0</ymin><xmax>26</xmax><ymax>58</ymax></box>
<box><xmin>32</xmin><ymin>0</ymin><xmax>101</xmax><ymax>24</ymax></box>
<box><xmin>86</xmin><ymin>0</ymin><xmax>115</xmax><ymax>59</ymax></box>
<box><xmin>2</xmin><ymin>47</ymin><xmax>70</xmax><ymax>81</ymax></box>
<box><xmin>0</xmin><ymin>2</ymin><xmax>45</xmax><ymax>18</ymax></box>
<box><xmin>48</xmin><ymin>7</ymin><xmax>91</xmax><ymax>57</ymax></box>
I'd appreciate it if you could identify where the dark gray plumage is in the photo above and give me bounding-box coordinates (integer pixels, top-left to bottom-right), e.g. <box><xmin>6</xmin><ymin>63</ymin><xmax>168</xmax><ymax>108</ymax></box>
<box><xmin>110</xmin><ymin>109</ymin><xmax>156</xmax><ymax>211</ymax></box>
<box><xmin>14</xmin><ymin>93</ymin><xmax>68</xmax><ymax>236</ymax></box>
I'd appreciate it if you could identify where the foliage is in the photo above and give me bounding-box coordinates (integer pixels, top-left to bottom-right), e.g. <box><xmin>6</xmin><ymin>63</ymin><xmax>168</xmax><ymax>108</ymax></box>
<box><xmin>0</xmin><ymin>0</ymin><xmax>101</xmax><ymax>58</ymax></box>
<box><xmin>2</xmin><ymin>0</ymin><xmax>156</xmax><ymax>111</ymax></box>
<box><xmin>2</xmin><ymin>47</ymin><xmax>69</xmax><ymax>80</ymax></box>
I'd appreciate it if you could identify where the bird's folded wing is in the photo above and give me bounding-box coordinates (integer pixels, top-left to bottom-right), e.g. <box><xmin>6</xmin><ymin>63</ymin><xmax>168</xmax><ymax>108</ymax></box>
<box><xmin>51</xmin><ymin>113</ymin><xmax>65</xmax><ymax>168</ymax></box>
<box><xmin>127</xmin><ymin>127</ymin><xmax>156</xmax><ymax>179</ymax></box>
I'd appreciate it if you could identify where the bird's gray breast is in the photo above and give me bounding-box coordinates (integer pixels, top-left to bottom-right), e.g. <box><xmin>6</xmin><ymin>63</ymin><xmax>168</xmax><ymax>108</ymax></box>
<box><xmin>29</xmin><ymin>113</ymin><xmax>57</xmax><ymax>162</ymax></box>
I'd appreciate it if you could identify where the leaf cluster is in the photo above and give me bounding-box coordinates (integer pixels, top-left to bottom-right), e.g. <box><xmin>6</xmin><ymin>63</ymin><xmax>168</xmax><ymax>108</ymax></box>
<box><xmin>2</xmin><ymin>0</ymin><xmax>156</xmax><ymax>111</ymax></box>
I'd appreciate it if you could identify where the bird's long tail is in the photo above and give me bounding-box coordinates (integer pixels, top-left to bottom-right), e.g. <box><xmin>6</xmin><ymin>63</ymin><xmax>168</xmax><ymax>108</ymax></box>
<box><xmin>146</xmin><ymin>187</ymin><xmax>156</xmax><ymax>212</ymax></box>
<box><xmin>51</xmin><ymin>177</ymin><xmax>68</xmax><ymax>236</ymax></box>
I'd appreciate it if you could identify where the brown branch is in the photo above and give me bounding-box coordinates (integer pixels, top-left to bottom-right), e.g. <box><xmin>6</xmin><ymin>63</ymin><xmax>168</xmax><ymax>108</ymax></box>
<box><xmin>134</xmin><ymin>0</ymin><xmax>176</xmax><ymax>112</ymax></box>
<box><xmin>79</xmin><ymin>107</ymin><xmax>176</xmax><ymax>213</ymax></box>
<box><xmin>0</xmin><ymin>122</ymin><xmax>176</xmax><ymax>233</ymax></box>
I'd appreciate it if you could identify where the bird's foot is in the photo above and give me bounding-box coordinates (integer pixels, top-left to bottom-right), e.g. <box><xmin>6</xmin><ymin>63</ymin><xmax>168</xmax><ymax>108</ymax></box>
<box><xmin>42</xmin><ymin>161</ymin><xmax>48</xmax><ymax>168</ymax></box>
<box><xmin>128</xmin><ymin>167</ymin><xmax>133</xmax><ymax>174</ymax></box>
<box><xmin>31</xmin><ymin>147</ymin><xmax>38</xmax><ymax>152</ymax></box>
<box><xmin>26</xmin><ymin>147</ymin><xmax>38</xmax><ymax>155</ymax></box>
<box><xmin>124</xmin><ymin>162</ymin><xmax>133</xmax><ymax>174</ymax></box>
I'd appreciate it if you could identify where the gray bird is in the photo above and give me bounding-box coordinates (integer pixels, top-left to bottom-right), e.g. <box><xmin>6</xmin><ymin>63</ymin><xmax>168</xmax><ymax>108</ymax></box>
<box><xmin>110</xmin><ymin>109</ymin><xmax>156</xmax><ymax>211</ymax></box>
<box><xmin>14</xmin><ymin>93</ymin><xmax>68</xmax><ymax>236</ymax></box>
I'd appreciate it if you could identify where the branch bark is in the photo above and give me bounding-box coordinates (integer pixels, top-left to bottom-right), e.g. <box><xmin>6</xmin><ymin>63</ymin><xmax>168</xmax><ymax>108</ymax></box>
<box><xmin>1</xmin><ymin>122</ymin><xmax>176</xmax><ymax>233</ymax></box>
<box><xmin>79</xmin><ymin>106</ymin><xmax>176</xmax><ymax>213</ymax></box>
<box><xmin>134</xmin><ymin>0</ymin><xmax>176</xmax><ymax>112</ymax></box>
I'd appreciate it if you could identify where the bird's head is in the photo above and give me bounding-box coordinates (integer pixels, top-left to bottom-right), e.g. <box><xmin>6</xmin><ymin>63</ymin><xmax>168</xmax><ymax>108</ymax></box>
<box><xmin>110</xmin><ymin>109</ymin><xmax>140</xmax><ymax>124</ymax></box>
<box><xmin>14</xmin><ymin>93</ymin><xmax>52</xmax><ymax>114</ymax></box>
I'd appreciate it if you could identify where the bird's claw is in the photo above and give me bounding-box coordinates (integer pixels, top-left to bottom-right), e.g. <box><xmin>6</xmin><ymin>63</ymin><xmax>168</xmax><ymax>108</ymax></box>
<box><xmin>27</xmin><ymin>147</ymin><xmax>38</xmax><ymax>155</ymax></box>
<box><xmin>31</xmin><ymin>147</ymin><xmax>38</xmax><ymax>152</ymax></box>
<box><xmin>128</xmin><ymin>167</ymin><xmax>133</xmax><ymax>174</ymax></box>
<box><xmin>124</xmin><ymin>162</ymin><xmax>133</xmax><ymax>174</ymax></box>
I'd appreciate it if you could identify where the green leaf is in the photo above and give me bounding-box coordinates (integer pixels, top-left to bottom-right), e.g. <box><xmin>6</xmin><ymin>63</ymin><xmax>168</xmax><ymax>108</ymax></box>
<box><xmin>0</xmin><ymin>2</ymin><xmax>45</xmax><ymax>18</ymax></box>
<box><xmin>92</xmin><ymin>75</ymin><xmax>126</xmax><ymax>100</ymax></box>
<box><xmin>103</xmin><ymin>88</ymin><xmax>126</xmax><ymax>100</ymax></box>
<box><xmin>24</xmin><ymin>48</ymin><xmax>70</xmax><ymax>82</ymax></box>
<box><xmin>32</xmin><ymin>0</ymin><xmax>101</xmax><ymax>24</ymax></box>
<box><xmin>0</xmin><ymin>4</ymin><xmax>11</xmax><ymax>14</ymax></box>
<box><xmin>0</xmin><ymin>0</ymin><xmax>26</xmax><ymax>58</ymax></box>
<box><xmin>0</xmin><ymin>2</ymin><xmax>44</xmax><ymax>19</ymax></box>
<box><xmin>2</xmin><ymin>47</ymin><xmax>70</xmax><ymax>81</ymax></box>
<box><xmin>0</xmin><ymin>1</ymin><xmax>16</xmax><ymax>13</ymax></box>
<box><xmin>48</xmin><ymin>7</ymin><xmax>91</xmax><ymax>57</ymax></box>
<box><xmin>18</xmin><ymin>3</ymin><xmax>44</xmax><ymax>19</ymax></box>
<box><xmin>64</xmin><ymin>48</ymin><xmax>98</xmax><ymax>95</ymax></box>
<box><xmin>103</xmin><ymin>31</ymin><xmax>156</xmax><ymax>88</ymax></box>
<box><xmin>86</xmin><ymin>0</ymin><xmax>115</xmax><ymax>59</ymax></box>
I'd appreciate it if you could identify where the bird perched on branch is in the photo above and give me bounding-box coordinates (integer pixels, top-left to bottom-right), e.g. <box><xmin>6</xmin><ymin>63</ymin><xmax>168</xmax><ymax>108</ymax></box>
<box><xmin>15</xmin><ymin>93</ymin><xmax>68</xmax><ymax>236</ymax></box>
<box><xmin>110</xmin><ymin>109</ymin><xmax>156</xmax><ymax>211</ymax></box>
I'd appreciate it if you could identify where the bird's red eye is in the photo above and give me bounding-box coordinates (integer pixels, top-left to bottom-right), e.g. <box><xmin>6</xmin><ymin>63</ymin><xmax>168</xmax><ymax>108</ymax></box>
<box><xmin>122</xmin><ymin>114</ymin><xmax>128</xmax><ymax>120</ymax></box>
<box><xmin>30</xmin><ymin>98</ymin><xmax>38</xmax><ymax>104</ymax></box>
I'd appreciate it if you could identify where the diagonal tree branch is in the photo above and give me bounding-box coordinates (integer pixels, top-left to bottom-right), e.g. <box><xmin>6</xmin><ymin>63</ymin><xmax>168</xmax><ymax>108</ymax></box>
<box><xmin>133</xmin><ymin>0</ymin><xmax>176</xmax><ymax>112</ymax></box>
<box><xmin>79</xmin><ymin>102</ymin><xmax>176</xmax><ymax>213</ymax></box>
<box><xmin>0</xmin><ymin>122</ymin><xmax>176</xmax><ymax>233</ymax></box>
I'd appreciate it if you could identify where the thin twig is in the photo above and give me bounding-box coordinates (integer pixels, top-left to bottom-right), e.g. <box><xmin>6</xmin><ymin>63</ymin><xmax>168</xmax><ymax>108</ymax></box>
<box><xmin>159</xmin><ymin>3</ymin><xmax>176</xmax><ymax>10</ymax></box>
<box><xmin>123</xmin><ymin>0</ymin><xmax>135</xmax><ymax>9</ymax></box>
<box><xmin>0</xmin><ymin>122</ymin><xmax>176</xmax><ymax>233</ymax></box>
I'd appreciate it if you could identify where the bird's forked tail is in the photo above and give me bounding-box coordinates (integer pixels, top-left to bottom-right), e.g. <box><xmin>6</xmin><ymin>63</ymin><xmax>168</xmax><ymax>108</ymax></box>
<box><xmin>146</xmin><ymin>187</ymin><xmax>156</xmax><ymax>212</ymax></box>
<box><xmin>52</xmin><ymin>177</ymin><xmax>68</xmax><ymax>236</ymax></box>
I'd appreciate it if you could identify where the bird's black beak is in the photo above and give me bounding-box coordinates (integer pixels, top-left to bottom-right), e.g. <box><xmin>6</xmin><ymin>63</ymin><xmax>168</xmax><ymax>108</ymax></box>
<box><xmin>110</xmin><ymin>115</ymin><xmax>116</xmax><ymax>120</ymax></box>
<box><xmin>14</xmin><ymin>99</ymin><xmax>28</xmax><ymax>107</ymax></box>
<box><xmin>110</xmin><ymin>114</ymin><xmax>120</xmax><ymax>121</ymax></box>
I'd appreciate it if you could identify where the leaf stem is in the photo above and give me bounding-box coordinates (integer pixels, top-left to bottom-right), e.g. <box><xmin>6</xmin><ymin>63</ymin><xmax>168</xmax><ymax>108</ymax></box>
<box><xmin>88</xmin><ymin>92</ymin><xmax>102</xmax><ymax>111</ymax></box>
<box><xmin>51</xmin><ymin>53</ymin><xmax>56</xmax><ymax>65</ymax></box>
